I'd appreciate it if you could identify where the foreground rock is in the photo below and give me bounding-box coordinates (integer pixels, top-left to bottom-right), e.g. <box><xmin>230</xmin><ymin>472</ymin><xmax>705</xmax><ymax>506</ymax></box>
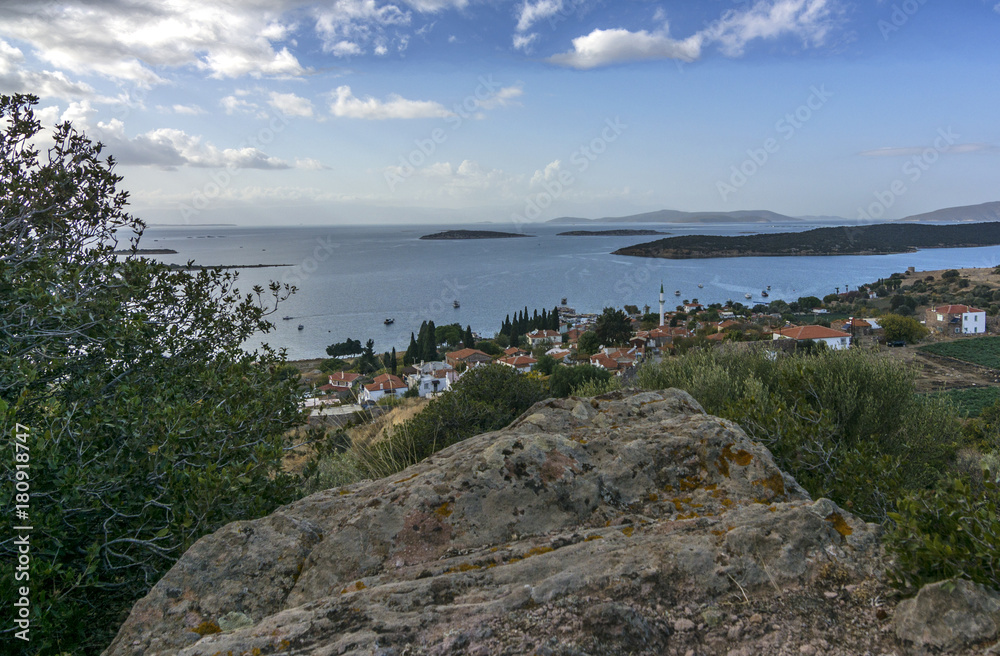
<box><xmin>104</xmin><ymin>389</ymin><xmax>986</xmax><ymax>655</ymax></box>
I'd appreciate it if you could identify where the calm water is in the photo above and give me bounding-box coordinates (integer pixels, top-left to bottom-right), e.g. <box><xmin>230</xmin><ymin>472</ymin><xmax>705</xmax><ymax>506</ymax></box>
<box><xmin>137</xmin><ymin>222</ymin><xmax>1000</xmax><ymax>361</ymax></box>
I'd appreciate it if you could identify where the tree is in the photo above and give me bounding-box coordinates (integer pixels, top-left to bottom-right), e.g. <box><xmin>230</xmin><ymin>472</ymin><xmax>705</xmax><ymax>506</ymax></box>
<box><xmin>594</xmin><ymin>307</ymin><xmax>632</xmax><ymax>347</ymax></box>
<box><xmin>880</xmin><ymin>313</ymin><xmax>929</xmax><ymax>344</ymax></box>
<box><xmin>421</xmin><ymin>320</ymin><xmax>439</xmax><ymax>361</ymax></box>
<box><xmin>577</xmin><ymin>331</ymin><xmax>601</xmax><ymax>356</ymax></box>
<box><xmin>358</xmin><ymin>338</ymin><xmax>380</xmax><ymax>373</ymax></box>
<box><xmin>404</xmin><ymin>332</ymin><xmax>419</xmax><ymax>366</ymax></box>
<box><xmin>464</xmin><ymin>325</ymin><xmax>475</xmax><ymax>349</ymax></box>
<box><xmin>327</xmin><ymin>338</ymin><xmax>362</xmax><ymax>358</ymax></box>
<box><xmin>549</xmin><ymin>364</ymin><xmax>611</xmax><ymax>397</ymax></box>
<box><xmin>390</xmin><ymin>347</ymin><xmax>397</xmax><ymax>374</ymax></box>
<box><xmin>0</xmin><ymin>95</ymin><xmax>302</xmax><ymax>653</ymax></box>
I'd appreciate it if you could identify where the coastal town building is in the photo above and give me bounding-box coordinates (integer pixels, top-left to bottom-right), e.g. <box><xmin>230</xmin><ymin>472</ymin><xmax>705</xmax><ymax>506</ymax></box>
<box><xmin>327</xmin><ymin>371</ymin><xmax>362</xmax><ymax>391</ymax></box>
<box><xmin>772</xmin><ymin>325</ymin><xmax>852</xmax><ymax>350</ymax></box>
<box><xmin>526</xmin><ymin>329</ymin><xmax>561</xmax><ymax>347</ymax></box>
<box><xmin>498</xmin><ymin>355</ymin><xmax>537</xmax><ymax>373</ymax></box>
<box><xmin>545</xmin><ymin>347</ymin><xmax>573</xmax><ymax>363</ymax></box>
<box><xmin>406</xmin><ymin>361</ymin><xmax>457</xmax><ymax>398</ymax></box>
<box><xmin>359</xmin><ymin>374</ymin><xmax>408</xmax><ymax>404</ymax></box>
<box><xmin>445</xmin><ymin>348</ymin><xmax>493</xmax><ymax>369</ymax></box>
<box><xmin>926</xmin><ymin>305</ymin><xmax>987</xmax><ymax>335</ymax></box>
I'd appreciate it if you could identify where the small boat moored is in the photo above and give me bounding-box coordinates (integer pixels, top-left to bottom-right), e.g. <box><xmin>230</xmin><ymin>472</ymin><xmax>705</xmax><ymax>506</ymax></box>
<box><xmin>453</xmin><ymin>300</ymin><xmax>460</xmax><ymax>308</ymax></box>
<box><xmin>760</xmin><ymin>291</ymin><xmax>769</xmax><ymax>298</ymax></box>
<box><xmin>745</xmin><ymin>293</ymin><xmax>753</xmax><ymax>299</ymax></box>
<box><xmin>384</xmin><ymin>318</ymin><xmax>395</xmax><ymax>325</ymax></box>
<box><xmin>297</xmin><ymin>324</ymin><xmax>304</xmax><ymax>330</ymax></box>
<box><xmin>282</xmin><ymin>316</ymin><xmax>293</xmax><ymax>320</ymax></box>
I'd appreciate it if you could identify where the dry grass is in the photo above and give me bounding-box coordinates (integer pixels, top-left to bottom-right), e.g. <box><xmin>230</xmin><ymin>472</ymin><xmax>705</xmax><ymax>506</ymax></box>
<box><xmin>349</xmin><ymin>397</ymin><xmax>430</xmax><ymax>447</ymax></box>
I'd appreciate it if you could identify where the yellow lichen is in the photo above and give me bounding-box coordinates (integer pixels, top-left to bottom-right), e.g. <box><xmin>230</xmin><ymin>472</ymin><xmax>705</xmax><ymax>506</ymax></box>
<box><xmin>585</xmin><ymin>534</ymin><xmax>604</xmax><ymax>541</ymax></box>
<box><xmin>434</xmin><ymin>502</ymin><xmax>453</xmax><ymax>518</ymax></box>
<box><xmin>751</xmin><ymin>472</ymin><xmax>786</xmax><ymax>498</ymax></box>
<box><xmin>448</xmin><ymin>562</ymin><xmax>481</xmax><ymax>573</ymax></box>
<box><xmin>393</xmin><ymin>473</ymin><xmax>419</xmax><ymax>484</ymax></box>
<box><xmin>192</xmin><ymin>621</ymin><xmax>221</xmax><ymax>636</ymax></box>
<box><xmin>648</xmin><ymin>493</ymin><xmax>659</xmax><ymax>502</ymax></box>
<box><xmin>620</xmin><ymin>526</ymin><xmax>634</xmax><ymax>537</ymax></box>
<box><xmin>825</xmin><ymin>512</ymin><xmax>853</xmax><ymax>538</ymax></box>
<box><xmin>524</xmin><ymin>546</ymin><xmax>555</xmax><ymax>557</ymax></box>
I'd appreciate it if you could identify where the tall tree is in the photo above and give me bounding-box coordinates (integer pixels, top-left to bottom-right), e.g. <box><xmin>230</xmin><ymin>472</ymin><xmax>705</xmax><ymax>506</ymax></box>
<box><xmin>404</xmin><ymin>332</ymin><xmax>418</xmax><ymax>366</ymax></box>
<box><xmin>422</xmin><ymin>320</ymin><xmax>439</xmax><ymax>361</ymax></box>
<box><xmin>0</xmin><ymin>94</ymin><xmax>301</xmax><ymax>654</ymax></box>
<box><xmin>390</xmin><ymin>347</ymin><xmax>398</xmax><ymax>374</ymax></box>
<box><xmin>594</xmin><ymin>307</ymin><xmax>633</xmax><ymax>347</ymax></box>
<box><xmin>464</xmin><ymin>325</ymin><xmax>475</xmax><ymax>349</ymax></box>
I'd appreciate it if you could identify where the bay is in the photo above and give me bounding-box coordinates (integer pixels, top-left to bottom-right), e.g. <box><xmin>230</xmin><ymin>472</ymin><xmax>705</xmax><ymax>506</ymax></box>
<box><xmin>137</xmin><ymin>222</ymin><xmax>1000</xmax><ymax>361</ymax></box>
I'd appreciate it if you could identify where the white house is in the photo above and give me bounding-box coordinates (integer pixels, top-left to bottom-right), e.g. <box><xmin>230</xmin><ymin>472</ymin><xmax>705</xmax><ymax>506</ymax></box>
<box><xmin>545</xmin><ymin>347</ymin><xmax>573</xmax><ymax>363</ymax></box>
<box><xmin>498</xmin><ymin>355</ymin><xmax>537</xmax><ymax>373</ymax></box>
<box><xmin>406</xmin><ymin>361</ymin><xmax>457</xmax><ymax>398</ymax></box>
<box><xmin>772</xmin><ymin>325</ymin><xmax>851</xmax><ymax>350</ymax></box>
<box><xmin>359</xmin><ymin>374</ymin><xmax>408</xmax><ymax>404</ymax></box>
<box><xmin>927</xmin><ymin>305</ymin><xmax>987</xmax><ymax>335</ymax></box>
<box><xmin>526</xmin><ymin>330</ymin><xmax>561</xmax><ymax>347</ymax></box>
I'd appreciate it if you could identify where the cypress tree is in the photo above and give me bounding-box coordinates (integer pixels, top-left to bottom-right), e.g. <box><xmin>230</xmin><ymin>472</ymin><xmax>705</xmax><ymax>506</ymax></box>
<box><xmin>464</xmin><ymin>325</ymin><xmax>475</xmax><ymax>349</ymax></box>
<box><xmin>391</xmin><ymin>347</ymin><xmax>397</xmax><ymax>374</ymax></box>
<box><xmin>422</xmin><ymin>320</ymin><xmax>439</xmax><ymax>361</ymax></box>
<box><xmin>404</xmin><ymin>332</ymin><xmax>418</xmax><ymax>366</ymax></box>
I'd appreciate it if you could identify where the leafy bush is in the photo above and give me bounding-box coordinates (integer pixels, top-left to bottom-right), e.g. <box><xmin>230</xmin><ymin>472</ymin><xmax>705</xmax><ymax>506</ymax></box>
<box><xmin>356</xmin><ymin>365</ymin><xmax>547</xmax><ymax>478</ymax></box>
<box><xmin>549</xmin><ymin>364</ymin><xmax>611</xmax><ymax>398</ymax></box>
<box><xmin>887</xmin><ymin>473</ymin><xmax>999</xmax><ymax>591</ymax></box>
<box><xmin>880</xmin><ymin>313</ymin><xmax>928</xmax><ymax>343</ymax></box>
<box><xmin>921</xmin><ymin>337</ymin><xmax>1000</xmax><ymax>369</ymax></box>
<box><xmin>637</xmin><ymin>347</ymin><xmax>959</xmax><ymax>521</ymax></box>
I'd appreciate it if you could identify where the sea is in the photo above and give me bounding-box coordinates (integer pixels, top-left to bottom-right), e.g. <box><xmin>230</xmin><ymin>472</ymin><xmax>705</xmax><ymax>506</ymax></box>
<box><xmin>135</xmin><ymin>222</ymin><xmax>1000</xmax><ymax>361</ymax></box>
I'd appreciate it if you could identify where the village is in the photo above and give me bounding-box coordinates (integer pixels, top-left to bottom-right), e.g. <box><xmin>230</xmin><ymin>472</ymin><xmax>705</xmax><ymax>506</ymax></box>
<box><xmin>300</xmin><ymin>267</ymin><xmax>995</xmax><ymax>416</ymax></box>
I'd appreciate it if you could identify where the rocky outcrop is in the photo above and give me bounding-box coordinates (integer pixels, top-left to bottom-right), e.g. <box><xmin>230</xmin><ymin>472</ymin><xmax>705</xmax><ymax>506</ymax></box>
<box><xmin>894</xmin><ymin>579</ymin><xmax>1000</xmax><ymax>651</ymax></box>
<box><xmin>104</xmin><ymin>389</ymin><xmax>981</xmax><ymax>655</ymax></box>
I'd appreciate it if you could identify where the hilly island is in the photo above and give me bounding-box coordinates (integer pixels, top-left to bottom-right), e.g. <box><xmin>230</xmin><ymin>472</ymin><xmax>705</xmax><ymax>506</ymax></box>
<box><xmin>614</xmin><ymin>221</ymin><xmax>1000</xmax><ymax>259</ymax></box>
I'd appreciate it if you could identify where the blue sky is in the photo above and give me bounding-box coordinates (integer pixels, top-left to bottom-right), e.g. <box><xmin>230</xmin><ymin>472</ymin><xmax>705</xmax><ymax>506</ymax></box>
<box><xmin>1</xmin><ymin>0</ymin><xmax>998</xmax><ymax>225</ymax></box>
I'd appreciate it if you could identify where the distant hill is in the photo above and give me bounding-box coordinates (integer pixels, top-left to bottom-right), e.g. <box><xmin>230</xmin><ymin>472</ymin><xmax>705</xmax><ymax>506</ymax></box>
<box><xmin>557</xmin><ymin>229</ymin><xmax>669</xmax><ymax>237</ymax></box>
<box><xmin>547</xmin><ymin>209</ymin><xmax>802</xmax><ymax>224</ymax></box>
<box><xmin>614</xmin><ymin>221</ymin><xmax>1000</xmax><ymax>259</ymax></box>
<box><xmin>897</xmin><ymin>201</ymin><xmax>1000</xmax><ymax>223</ymax></box>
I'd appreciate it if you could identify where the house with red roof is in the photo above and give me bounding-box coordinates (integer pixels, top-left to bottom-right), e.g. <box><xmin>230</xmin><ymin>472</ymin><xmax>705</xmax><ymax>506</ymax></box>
<box><xmin>359</xmin><ymin>374</ymin><xmax>408</xmax><ymax>404</ymax></box>
<box><xmin>498</xmin><ymin>355</ymin><xmax>537</xmax><ymax>373</ymax></box>
<box><xmin>926</xmin><ymin>305</ymin><xmax>986</xmax><ymax>335</ymax></box>
<box><xmin>327</xmin><ymin>371</ymin><xmax>362</xmax><ymax>391</ymax></box>
<box><xmin>445</xmin><ymin>348</ymin><xmax>493</xmax><ymax>369</ymax></box>
<box><xmin>526</xmin><ymin>329</ymin><xmax>561</xmax><ymax>347</ymax></box>
<box><xmin>772</xmin><ymin>325</ymin><xmax>852</xmax><ymax>350</ymax></box>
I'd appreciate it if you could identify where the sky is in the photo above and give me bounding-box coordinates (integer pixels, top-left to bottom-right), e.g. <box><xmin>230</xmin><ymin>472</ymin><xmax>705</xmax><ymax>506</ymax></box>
<box><xmin>1</xmin><ymin>0</ymin><xmax>998</xmax><ymax>225</ymax></box>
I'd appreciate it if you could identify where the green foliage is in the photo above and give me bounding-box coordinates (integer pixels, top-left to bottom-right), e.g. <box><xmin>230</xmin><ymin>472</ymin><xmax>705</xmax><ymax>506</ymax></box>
<box><xmin>637</xmin><ymin>347</ymin><xmax>959</xmax><ymax>521</ymax></box>
<box><xmin>880</xmin><ymin>313</ymin><xmax>929</xmax><ymax>343</ymax></box>
<box><xmin>326</xmin><ymin>338</ymin><xmax>362</xmax><ymax>357</ymax></box>
<box><xmin>357</xmin><ymin>365</ymin><xmax>547</xmax><ymax>478</ymax></box>
<box><xmin>535</xmin><ymin>354</ymin><xmax>557</xmax><ymax>376</ymax></box>
<box><xmin>594</xmin><ymin>307</ymin><xmax>632</xmax><ymax>347</ymax></box>
<box><xmin>435</xmin><ymin>323</ymin><xmax>464</xmax><ymax>348</ymax></box>
<box><xmin>577</xmin><ymin>331</ymin><xmax>600</xmax><ymax>356</ymax></box>
<box><xmin>0</xmin><ymin>95</ymin><xmax>301</xmax><ymax>654</ymax></box>
<box><xmin>320</xmin><ymin>358</ymin><xmax>347</xmax><ymax>373</ymax></box>
<box><xmin>572</xmin><ymin>373</ymin><xmax>622</xmax><ymax>397</ymax></box>
<box><xmin>921</xmin><ymin>337</ymin><xmax>1000</xmax><ymax>369</ymax></box>
<box><xmin>886</xmin><ymin>474</ymin><xmax>999</xmax><ymax>591</ymax></box>
<box><xmin>929</xmin><ymin>387</ymin><xmax>1000</xmax><ymax>418</ymax></box>
<box><xmin>475</xmin><ymin>340</ymin><xmax>502</xmax><ymax>357</ymax></box>
<box><xmin>549</xmin><ymin>364</ymin><xmax>611</xmax><ymax>398</ymax></box>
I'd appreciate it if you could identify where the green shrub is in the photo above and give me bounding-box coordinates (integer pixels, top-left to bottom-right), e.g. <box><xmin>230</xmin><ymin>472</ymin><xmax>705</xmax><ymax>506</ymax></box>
<box><xmin>637</xmin><ymin>347</ymin><xmax>959</xmax><ymax>521</ymax></box>
<box><xmin>887</xmin><ymin>473</ymin><xmax>999</xmax><ymax>591</ymax></box>
<box><xmin>549</xmin><ymin>364</ymin><xmax>611</xmax><ymax>398</ymax></box>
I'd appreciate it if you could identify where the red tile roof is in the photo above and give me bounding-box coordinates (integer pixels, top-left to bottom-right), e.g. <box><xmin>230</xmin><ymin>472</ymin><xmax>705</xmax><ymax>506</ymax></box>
<box><xmin>933</xmin><ymin>305</ymin><xmax>985</xmax><ymax>314</ymax></box>
<box><xmin>775</xmin><ymin>326</ymin><xmax>851</xmax><ymax>340</ymax></box>
<box><xmin>329</xmin><ymin>372</ymin><xmax>362</xmax><ymax>385</ymax></box>
<box><xmin>527</xmin><ymin>330</ymin><xmax>560</xmax><ymax>339</ymax></box>
<box><xmin>499</xmin><ymin>355</ymin><xmax>537</xmax><ymax>367</ymax></box>
<box><xmin>590</xmin><ymin>354</ymin><xmax>620</xmax><ymax>370</ymax></box>
<box><xmin>447</xmin><ymin>348</ymin><xmax>491</xmax><ymax>361</ymax></box>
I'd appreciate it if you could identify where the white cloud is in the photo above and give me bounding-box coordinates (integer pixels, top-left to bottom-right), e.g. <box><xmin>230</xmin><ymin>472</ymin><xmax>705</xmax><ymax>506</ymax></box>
<box><xmin>0</xmin><ymin>1</ymin><xmax>308</xmax><ymax>84</ymax></box>
<box><xmin>548</xmin><ymin>27</ymin><xmax>703</xmax><ymax>69</ymax></box>
<box><xmin>168</xmin><ymin>104</ymin><xmax>206</xmax><ymax>115</ymax></box>
<box><xmin>315</xmin><ymin>0</ymin><xmax>411</xmax><ymax>56</ymax></box>
<box><xmin>0</xmin><ymin>38</ymin><xmax>97</xmax><ymax>100</ymax></box>
<box><xmin>221</xmin><ymin>94</ymin><xmax>260</xmax><ymax>116</ymax></box>
<box><xmin>268</xmin><ymin>91</ymin><xmax>315</xmax><ymax>118</ymax></box>
<box><xmin>548</xmin><ymin>0</ymin><xmax>841</xmax><ymax>69</ymax></box>
<box><xmin>705</xmin><ymin>0</ymin><xmax>839</xmax><ymax>57</ymax></box>
<box><xmin>513</xmin><ymin>33</ymin><xmax>539</xmax><ymax>52</ymax></box>
<box><xmin>995</xmin><ymin>2</ymin><xmax>1000</xmax><ymax>14</ymax></box>
<box><xmin>477</xmin><ymin>85</ymin><xmax>524</xmax><ymax>110</ymax></box>
<box><xmin>329</xmin><ymin>85</ymin><xmax>454</xmax><ymax>119</ymax></box>
<box><xmin>384</xmin><ymin>159</ymin><xmax>523</xmax><ymax>199</ymax></box>
<box><xmin>530</xmin><ymin>160</ymin><xmax>563</xmax><ymax>187</ymax></box>
<box><xmin>516</xmin><ymin>0</ymin><xmax>564</xmax><ymax>32</ymax></box>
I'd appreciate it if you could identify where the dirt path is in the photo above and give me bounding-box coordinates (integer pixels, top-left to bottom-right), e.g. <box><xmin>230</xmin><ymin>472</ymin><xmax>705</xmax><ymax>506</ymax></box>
<box><xmin>883</xmin><ymin>344</ymin><xmax>1000</xmax><ymax>392</ymax></box>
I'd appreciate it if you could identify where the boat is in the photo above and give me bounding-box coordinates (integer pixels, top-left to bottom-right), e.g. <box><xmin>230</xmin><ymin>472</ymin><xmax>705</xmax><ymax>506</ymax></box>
<box><xmin>384</xmin><ymin>318</ymin><xmax>394</xmax><ymax>325</ymax></box>
<box><xmin>760</xmin><ymin>291</ymin><xmax>769</xmax><ymax>298</ymax></box>
<box><xmin>745</xmin><ymin>293</ymin><xmax>752</xmax><ymax>299</ymax></box>
<box><xmin>698</xmin><ymin>284</ymin><xmax>704</xmax><ymax>288</ymax></box>
<box><xmin>766</xmin><ymin>285</ymin><xmax>771</xmax><ymax>290</ymax></box>
<box><xmin>297</xmin><ymin>324</ymin><xmax>304</xmax><ymax>330</ymax></box>
<box><xmin>282</xmin><ymin>316</ymin><xmax>293</xmax><ymax>320</ymax></box>
<box><xmin>453</xmin><ymin>300</ymin><xmax>460</xmax><ymax>308</ymax></box>
<box><xmin>674</xmin><ymin>290</ymin><xmax>681</xmax><ymax>296</ymax></box>
<box><xmin>561</xmin><ymin>297</ymin><xmax>568</xmax><ymax>305</ymax></box>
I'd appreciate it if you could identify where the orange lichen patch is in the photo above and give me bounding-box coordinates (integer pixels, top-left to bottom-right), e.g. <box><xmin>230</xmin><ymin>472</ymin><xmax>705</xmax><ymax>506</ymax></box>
<box><xmin>337</xmin><ymin>488</ymin><xmax>353</xmax><ymax>496</ymax></box>
<box><xmin>679</xmin><ymin>476</ymin><xmax>702</xmax><ymax>492</ymax></box>
<box><xmin>648</xmin><ymin>493</ymin><xmax>659</xmax><ymax>502</ymax></box>
<box><xmin>340</xmin><ymin>580</ymin><xmax>367</xmax><ymax>594</ymax></box>
<box><xmin>525</xmin><ymin>546</ymin><xmax>555</xmax><ymax>557</ymax></box>
<box><xmin>825</xmin><ymin>512</ymin><xmax>854</xmax><ymax>538</ymax></box>
<box><xmin>192</xmin><ymin>620</ymin><xmax>221</xmax><ymax>636</ymax></box>
<box><xmin>710</xmin><ymin>530</ymin><xmax>726</xmax><ymax>536</ymax></box>
<box><xmin>434</xmin><ymin>502</ymin><xmax>453</xmax><ymax>518</ymax></box>
<box><xmin>715</xmin><ymin>454</ymin><xmax>730</xmax><ymax>478</ymax></box>
<box><xmin>671</xmin><ymin>497</ymin><xmax>693</xmax><ymax>511</ymax></box>
<box><xmin>393</xmin><ymin>473</ymin><xmax>419</xmax><ymax>484</ymax></box>
<box><xmin>676</xmin><ymin>512</ymin><xmax>700</xmax><ymax>520</ymax></box>
<box><xmin>704</xmin><ymin>483</ymin><xmax>718</xmax><ymax>491</ymax></box>
<box><xmin>751</xmin><ymin>472</ymin><xmax>786</xmax><ymax>499</ymax></box>
<box><xmin>721</xmin><ymin>498</ymin><xmax>735</xmax><ymax>508</ymax></box>
<box><xmin>584</xmin><ymin>534</ymin><xmax>604</xmax><ymax>542</ymax></box>
<box><xmin>447</xmin><ymin>562</ymin><xmax>481</xmax><ymax>573</ymax></box>
<box><xmin>768</xmin><ymin>506</ymin><xmax>777</xmax><ymax>512</ymax></box>
<box><xmin>620</xmin><ymin>526</ymin><xmax>634</xmax><ymax>537</ymax></box>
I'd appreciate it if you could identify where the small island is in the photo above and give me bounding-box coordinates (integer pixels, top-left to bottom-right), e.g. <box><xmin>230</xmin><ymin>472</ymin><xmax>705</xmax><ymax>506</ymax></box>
<box><xmin>558</xmin><ymin>229</ymin><xmax>669</xmax><ymax>237</ymax></box>
<box><xmin>614</xmin><ymin>221</ymin><xmax>1000</xmax><ymax>259</ymax></box>
<box><xmin>113</xmin><ymin>248</ymin><xmax>179</xmax><ymax>255</ymax></box>
<box><xmin>420</xmin><ymin>230</ymin><xmax>532</xmax><ymax>240</ymax></box>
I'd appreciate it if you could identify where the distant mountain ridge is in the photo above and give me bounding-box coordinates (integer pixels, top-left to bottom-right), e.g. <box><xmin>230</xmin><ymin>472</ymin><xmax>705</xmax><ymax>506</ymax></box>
<box><xmin>896</xmin><ymin>201</ymin><xmax>1000</xmax><ymax>223</ymax></box>
<box><xmin>547</xmin><ymin>209</ymin><xmax>800</xmax><ymax>224</ymax></box>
